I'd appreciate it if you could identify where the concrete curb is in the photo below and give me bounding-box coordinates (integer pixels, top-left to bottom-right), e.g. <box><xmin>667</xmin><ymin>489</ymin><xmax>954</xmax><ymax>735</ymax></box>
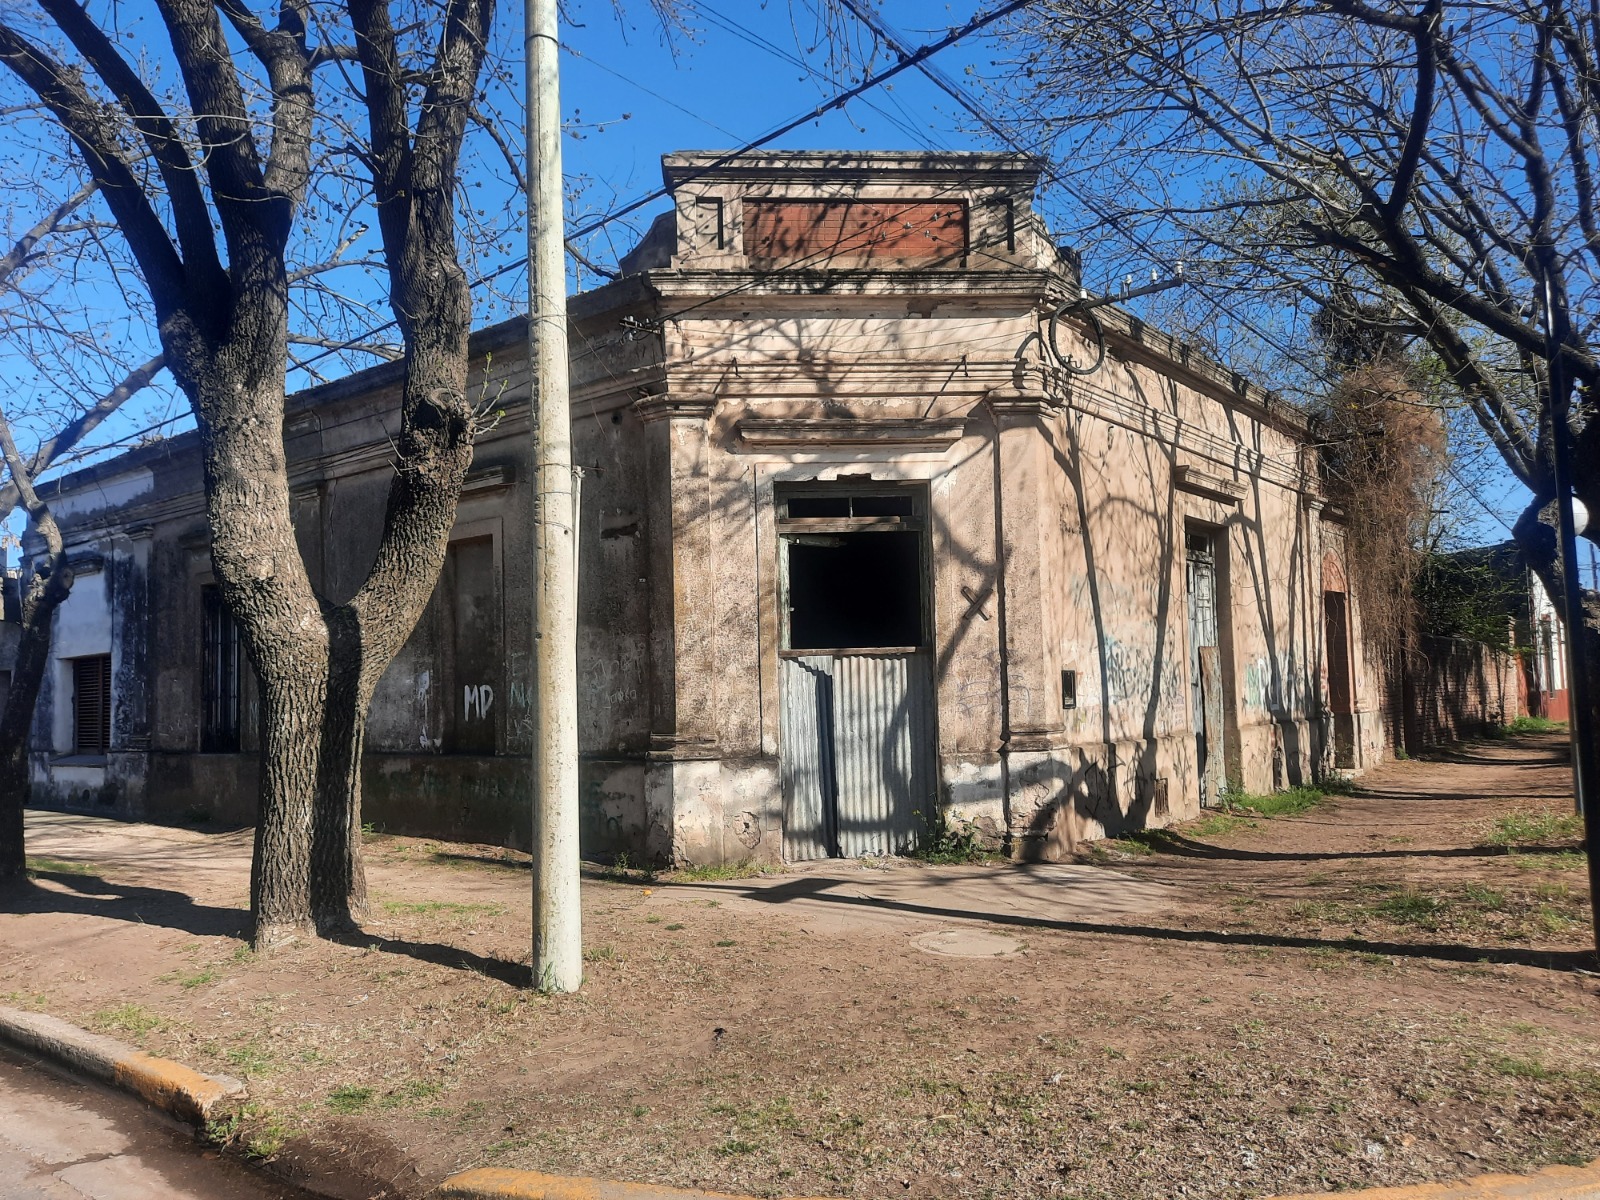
<box><xmin>437</xmin><ymin>1170</ymin><xmax>832</xmax><ymax>1200</ymax></box>
<box><xmin>1268</xmin><ymin>1158</ymin><xmax>1600</xmax><ymax>1199</ymax></box>
<box><xmin>0</xmin><ymin>1004</ymin><xmax>246</xmax><ymax>1126</ymax></box>
<box><xmin>436</xmin><ymin>1161</ymin><xmax>1600</xmax><ymax>1200</ymax></box>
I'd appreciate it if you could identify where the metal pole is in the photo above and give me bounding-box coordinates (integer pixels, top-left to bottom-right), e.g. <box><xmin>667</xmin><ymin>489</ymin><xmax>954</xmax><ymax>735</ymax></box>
<box><xmin>1539</xmin><ymin>273</ymin><xmax>1600</xmax><ymax>955</ymax></box>
<box><xmin>526</xmin><ymin>0</ymin><xmax>582</xmax><ymax>992</ymax></box>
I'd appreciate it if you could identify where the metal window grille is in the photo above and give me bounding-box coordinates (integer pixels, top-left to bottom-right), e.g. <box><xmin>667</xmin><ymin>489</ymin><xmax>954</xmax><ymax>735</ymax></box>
<box><xmin>201</xmin><ymin>586</ymin><xmax>242</xmax><ymax>752</ymax></box>
<box><xmin>73</xmin><ymin>655</ymin><xmax>111</xmax><ymax>755</ymax></box>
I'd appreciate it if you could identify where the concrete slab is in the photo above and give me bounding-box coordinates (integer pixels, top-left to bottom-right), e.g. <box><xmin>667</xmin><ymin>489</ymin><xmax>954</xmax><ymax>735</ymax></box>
<box><xmin>912</xmin><ymin>929</ymin><xmax>1022</xmax><ymax>957</ymax></box>
<box><xmin>654</xmin><ymin>857</ymin><xmax>1177</xmax><ymax>935</ymax></box>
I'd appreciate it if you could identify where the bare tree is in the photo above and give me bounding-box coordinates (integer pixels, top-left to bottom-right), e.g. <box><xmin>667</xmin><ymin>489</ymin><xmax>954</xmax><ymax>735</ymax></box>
<box><xmin>0</xmin><ymin>164</ymin><xmax>168</xmax><ymax>884</ymax></box>
<box><xmin>994</xmin><ymin>0</ymin><xmax>1600</xmax><ymax>725</ymax></box>
<box><xmin>0</xmin><ymin>0</ymin><xmax>497</xmax><ymax>945</ymax></box>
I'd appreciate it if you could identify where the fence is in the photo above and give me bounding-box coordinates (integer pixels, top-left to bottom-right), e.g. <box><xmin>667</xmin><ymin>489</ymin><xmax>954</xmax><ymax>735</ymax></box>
<box><xmin>1400</xmin><ymin>635</ymin><xmax>1527</xmax><ymax>752</ymax></box>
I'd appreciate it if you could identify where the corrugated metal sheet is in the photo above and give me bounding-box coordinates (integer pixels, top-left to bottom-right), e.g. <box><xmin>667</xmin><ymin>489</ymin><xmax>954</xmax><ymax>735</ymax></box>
<box><xmin>834</xmin><ymin>653</ymin><xmax>928</xmax><ymax>857</ymax></box>
<box><xmin>781</xmin><ymin>651</ymin><xmax>934</xmax><ymax>861</ymax></box>
<box><xmin>780</xmin><ymin>655</ymin><xmax>837</xmax><ymax>861</ymax></box>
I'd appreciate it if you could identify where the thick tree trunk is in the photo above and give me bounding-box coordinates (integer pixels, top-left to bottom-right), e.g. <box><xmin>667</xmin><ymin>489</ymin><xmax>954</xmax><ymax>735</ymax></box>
<box><xmin>308</xmin><ymin>609</ymin><xmax>374</xmax><ymax>931</ymax></box>
<box><xmin>252</xmin><ymin>667</ymin><xmax>324</xmax><ymax>945</ymax></box>
<box><xmin>0</xmin><ymin>0</ymin><xmax>492</xmax><ymax>949</ymax></box>
<box><xmin>176</xmin><ymin>329</ymin><xmax>330</xmax><ymax>947</ymax></box>
<box><xmin>303</xmin><ymin>363</ymin><xmax>476</xmax><ymax>927</ymax></box>
<box><xmin>0</xmin><ymin>561</ymin><xmax>72</xmax><ymax>885</ymax></box>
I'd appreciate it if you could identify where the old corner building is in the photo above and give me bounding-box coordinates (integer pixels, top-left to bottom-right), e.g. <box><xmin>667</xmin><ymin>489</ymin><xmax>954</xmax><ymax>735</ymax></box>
<box><xmin>18</xmin><ymin>151</ymin><xmax>1387</xmax><ymax>865</ymax></box>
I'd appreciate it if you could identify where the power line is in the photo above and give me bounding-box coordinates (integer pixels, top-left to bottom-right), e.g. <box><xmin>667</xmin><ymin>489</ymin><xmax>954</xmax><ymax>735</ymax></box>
<box><xmin>564</xmin><ymin>0</ymin><xmax>1036</xmax><ymax>242</ymax></box>
<box><xmin>832</xmin><ymin>0</ymin><xmax>1343</xmax><ymax>395</ymax></box>
<box><xmin>289</xmin><ymin>0</ymin><xmax>1037</xmax><ymax>381</ymax></box>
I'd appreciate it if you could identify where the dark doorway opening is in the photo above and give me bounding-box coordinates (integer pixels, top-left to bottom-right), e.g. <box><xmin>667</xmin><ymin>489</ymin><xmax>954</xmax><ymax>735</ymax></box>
<box><xmin>1324</xmin><ymin>590</ymin><xmax>1356</xmax><ymax>768</ymax></box>
<box><xmin>777</xmin><ymin>484</ymin><xmax>935</xmax><ymax>861</ymax></box>
<box><xmin>787</xmin><ymin>533</ymin><xmax>923</xmax><ymax>650</ymax></box>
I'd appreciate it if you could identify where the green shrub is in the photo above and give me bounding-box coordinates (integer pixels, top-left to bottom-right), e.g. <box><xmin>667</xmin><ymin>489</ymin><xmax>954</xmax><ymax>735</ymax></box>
<box><xmin>1503</xmin><ymin>715</ymin><xmax>1566</xmax><ymax>734</ymax></box>
<box><xmin>913</xmin><ymin>809</ymin><xmax>999</xmax><ymax>864</ymax></box>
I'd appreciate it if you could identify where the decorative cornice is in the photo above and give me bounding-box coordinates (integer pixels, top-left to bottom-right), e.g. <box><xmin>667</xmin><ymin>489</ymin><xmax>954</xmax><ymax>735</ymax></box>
<box><xmin>634</xmin><ymin>394</ymin><xmax>717</xmax><ymax>424</ymax></box>
<box><xmin>737</xmin><ymin>416</ymin><xmax>967</xmax><ymax>450</ymax></box>
<box><xmin>985</xmin><ymin>385</ymin><xmax>1058</xmax><ymax>419</ymax></box>
<box><xmin>1173</xmin><ymin>464</ymin><xmax>1247</xmax><ymax>505</ymax></box>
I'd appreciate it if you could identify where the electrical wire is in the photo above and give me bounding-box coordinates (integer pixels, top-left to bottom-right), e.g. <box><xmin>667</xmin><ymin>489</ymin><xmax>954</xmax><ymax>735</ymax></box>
<box><xmin>830</xmin><ymin>0</ymin><xmax>1345</xmax><ymax>397</ymax></box>
<box><xmin>287</xmin><ymin>0</ymin><xmax>1037</xmax><ymax>381</ymax></box>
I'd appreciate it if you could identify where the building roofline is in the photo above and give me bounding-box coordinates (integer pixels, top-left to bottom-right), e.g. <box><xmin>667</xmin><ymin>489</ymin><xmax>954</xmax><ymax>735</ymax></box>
<box><xmin>660</xmin><ymin>149</ymin><xmax>1043</xmax><ymax>188</ymax></box>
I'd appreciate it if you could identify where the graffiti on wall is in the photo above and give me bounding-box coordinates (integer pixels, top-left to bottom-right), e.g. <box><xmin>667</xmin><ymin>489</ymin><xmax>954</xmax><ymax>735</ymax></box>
<box><xmin>464</xmin><ymin>683</ymin><xmax>495</xmax><ymax>722</ymax></box>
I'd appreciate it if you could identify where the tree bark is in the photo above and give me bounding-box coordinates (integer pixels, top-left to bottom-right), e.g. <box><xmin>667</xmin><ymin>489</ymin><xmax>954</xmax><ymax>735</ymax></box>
<box><xmin>177</xmin><ymin>323</ymin><xmax>329</xmax><ymax>946</ymax></box>
<box><xmin>0</xmin><ymin>0</ymin><xmax>491</xmax><ymax>944</ymax></box>
<box><xmin>0</xmin><ymin>561</ymin><xmax>72</xmax><ymax>885</ymax></box>
<box><xmin>0</xmin><ymin>416</ymin><xmax>72</xmax><ymax>886</ymax></box>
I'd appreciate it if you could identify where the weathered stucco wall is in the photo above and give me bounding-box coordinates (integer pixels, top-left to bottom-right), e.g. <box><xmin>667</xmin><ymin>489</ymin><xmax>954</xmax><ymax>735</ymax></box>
<box><xmin>23</xmin><ymin>150</ymin><xmax>1391</xmax><ymax>867</ymax></box>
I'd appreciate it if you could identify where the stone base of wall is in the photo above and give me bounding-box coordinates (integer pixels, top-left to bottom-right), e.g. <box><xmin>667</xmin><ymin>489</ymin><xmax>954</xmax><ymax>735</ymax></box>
<box><xmin>30</xmin><ymin>750</ymin><xmax>145</xmax><ymax>820</ymax></box>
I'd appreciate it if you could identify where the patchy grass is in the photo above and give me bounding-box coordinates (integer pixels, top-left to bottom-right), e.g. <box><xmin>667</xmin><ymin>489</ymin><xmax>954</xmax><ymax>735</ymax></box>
<box><xmin>912</xmin><ymin>812</ymin><xmax>1003</xmax><ymax>865</ymax></box>
<box><xmin>379</xmin><ymin>1078</ymin><xmax>442</xmax><ymax>1108</ymax></box>
<box><xmin>326</xmin><ymin>1084</ymin><xmax>375</xmax><ymax>1114</ymax></box>
<box><xmin>238</xmin><ymin>1104</ymin><xmax>293</xmax><ymax>1159</ymax></box>
<box><xmin>1374</xmin><ymin>889</ymin><xmax>1444</xmax><ymax>926</ymax></box>
<box><xmin>379</xmin><ymin>900</ymin><xmax>506</xmax><ymax>917</ymax></box>
<box><xmin>589</xmin><ymin>851</ymin><xmax>659</xmax><ymax>884</ymax></box>
<box><xmin>157</xmin><ymin>967</ymin><xmax>219</xmax><ymax>990</ymax></box>
<box><xmin>1507</xmin><ymin>850</ymin><xmax>1587</xmax><ymax>871</ymax></box>
<box><xmin>1492</xmin><ymin>1055</ymin><xmax>1556</xmax><ymax>1081</ymax></box>
<box><xmin>24</xmin><ymin>856</ymin><xmax>97</xmax><ymax>877</ymax></box>
<box><xmin>14</xmin><ymin>734</ymin><xmax>1600</xmax><ymax>1200</ymax></box>
<box><xmin>664</xmin><ymin>861</ymin><xmax>767</xmax><ymax>883</ymax></box>
<box><xmin>95</xmin><ymin>1003</ymin><xmax>164</xmax><ymax>1036</ymax></box>
<box><xmin>223</xmin><ymin>1039</ymin><xmax>276</xmax><ymax>1076</ymax></box>
<box><xmin>1230</xmin><ymin>785</ymin><xmax>1324</xmax><ymax>817</ymax></box>
<box><xmin>1502</xmin><ymin>715</ymin><xmax>1567</xmax><ymax>735</ymax></box>
<box><xmin>1486</xmin><ymin>810</ymin><xmax>1585</xmax><ymax>847</ymax></box>
<box><xmin>1188</xmin><ymin>812</ymin><xmax>1258</xmax><ymax>837</ymax></box>
<box><xmin>1462</xmin><ymin>883</ymin><xmax>1509</xmax><ymax>911</ymax></box>
<box><xmin>1221</xmin><ymin>782</ymin><xmax>1342</xmax><ymax>818</ymax></box>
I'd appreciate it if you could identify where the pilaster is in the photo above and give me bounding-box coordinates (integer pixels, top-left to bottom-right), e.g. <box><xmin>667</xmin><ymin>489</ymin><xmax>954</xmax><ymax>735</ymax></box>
<box><xmin>989</xmin><ymin>387</ymin><xmax>1069</xmax><ymax>750</ymax></box>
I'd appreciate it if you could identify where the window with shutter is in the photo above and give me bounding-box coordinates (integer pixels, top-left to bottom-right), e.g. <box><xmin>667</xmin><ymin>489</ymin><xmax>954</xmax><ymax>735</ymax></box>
<box><xmin>73</xmin><ymin>655</ymin><xmax>111</xmax><ymax>755</ymax></box>
<box><xmin>201</xmin><ymin>586</ymin><xmax>242</xmax><ymax>752</ymax></box>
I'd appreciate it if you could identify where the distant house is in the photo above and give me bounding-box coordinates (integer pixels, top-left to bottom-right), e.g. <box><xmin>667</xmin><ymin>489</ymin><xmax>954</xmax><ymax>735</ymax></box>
<box><xmin>1525</xmin><ymin>568</ymin><xmax>1570</xmax><ymax>721</ymax></box>
<box><xmin>12</xmin><ymin>151</ymin><xmax>1387</xmax><ymax>864</ymax></box>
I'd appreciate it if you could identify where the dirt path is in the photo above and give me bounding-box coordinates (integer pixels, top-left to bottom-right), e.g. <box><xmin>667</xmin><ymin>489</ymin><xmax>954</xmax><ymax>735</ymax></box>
<box><xmin>2</xmin><ymin>733</ymin><xmax>1597</xmax><ymax>1200</ymax></box>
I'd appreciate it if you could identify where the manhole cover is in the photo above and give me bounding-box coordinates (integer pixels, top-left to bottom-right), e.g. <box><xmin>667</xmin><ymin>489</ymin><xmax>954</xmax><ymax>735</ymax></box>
<box><xmin>912</xmin><ymin>929</ymin><xmax>1021</xmax><ymax>958</ymax></box>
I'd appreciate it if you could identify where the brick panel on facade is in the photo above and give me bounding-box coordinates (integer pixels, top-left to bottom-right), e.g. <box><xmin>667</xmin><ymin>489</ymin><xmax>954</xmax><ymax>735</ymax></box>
<box><xmin>744</xmin><ymin>199</ymin><xmax>967</xmax><ymax>266</ymax></box>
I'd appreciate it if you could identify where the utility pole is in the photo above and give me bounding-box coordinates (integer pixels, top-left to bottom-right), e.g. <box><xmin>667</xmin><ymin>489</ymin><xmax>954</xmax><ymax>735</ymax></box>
<box><xmin>1539</xmin><ymin>271</ymin><xmax>1600</xmax><ymax>957</ymax></box>
<box><xmin>526</xmin><ymin>0</ymin><xmax>582</xmax><ymax>992</ymax></box>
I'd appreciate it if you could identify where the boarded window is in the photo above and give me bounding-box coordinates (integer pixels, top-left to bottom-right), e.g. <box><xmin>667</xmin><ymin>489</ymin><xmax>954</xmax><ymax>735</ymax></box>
<box><xmin>744</xmin><ymin>199</ymin><xmax>967</xmax><ymax>267</ymax></box>
<box><xmin>440</xmin><ymin>537</ymin><xmax>501</xmax><ymax>754</ymax></box>
<box><xmin>201</xmin><ymin>585</ymin><xmax>242</xmax><ymax>752</ymax></box>
<box><xmin>779</xmin><ymin>487</ymin><xmax>928</xmax><ymax>652</ymax></box>
<box><xmin>73</xmin><ymin>654</ymin><xmax>112</xmax><ymax>755</ymax></box>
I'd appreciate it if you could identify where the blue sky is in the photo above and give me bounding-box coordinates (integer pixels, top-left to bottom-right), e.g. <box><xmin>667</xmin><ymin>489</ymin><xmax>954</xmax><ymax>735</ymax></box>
<box><xmin>3</xmin><ymin>0</ymin><xmax>1535</xmax><ymax>553</ymax></box>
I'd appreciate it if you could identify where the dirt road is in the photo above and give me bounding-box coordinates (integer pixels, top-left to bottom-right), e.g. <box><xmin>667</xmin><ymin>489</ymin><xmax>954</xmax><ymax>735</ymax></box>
<box><xmin>2</xmin><ymin>732</ymin><xmax>1596</xmax><ymax>1200</ymax></box>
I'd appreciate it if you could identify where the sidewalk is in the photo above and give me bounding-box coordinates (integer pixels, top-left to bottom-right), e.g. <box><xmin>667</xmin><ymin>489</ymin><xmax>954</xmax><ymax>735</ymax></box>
<box><xmin>3</xmin><ymin>733</ymin><xmax>1597</xmax><ymax>1200</ymax></box>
